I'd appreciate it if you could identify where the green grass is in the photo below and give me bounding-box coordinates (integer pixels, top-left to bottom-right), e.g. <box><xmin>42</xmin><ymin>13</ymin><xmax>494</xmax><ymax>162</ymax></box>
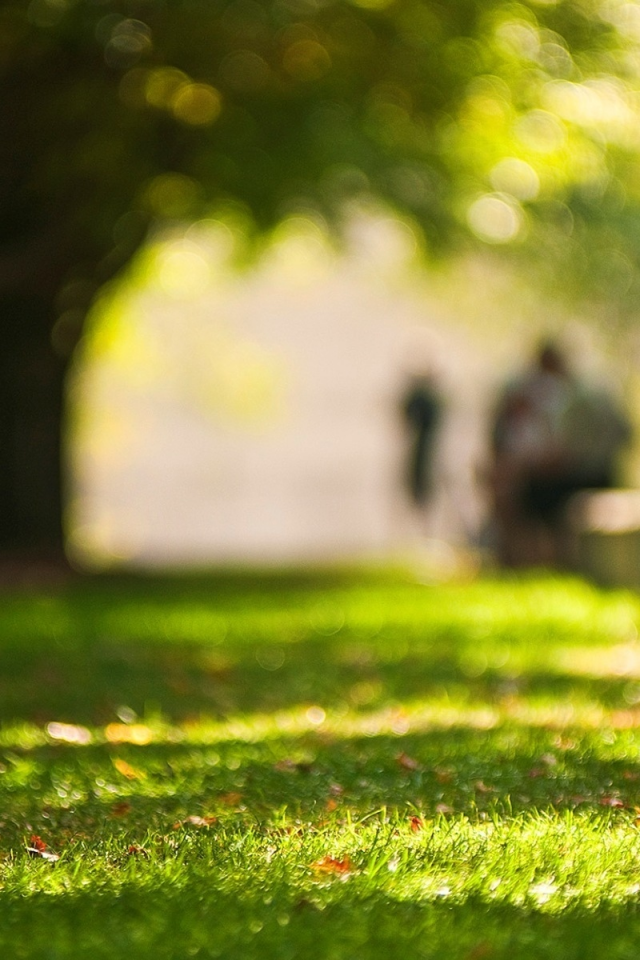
<box><xmin>3</xmin><ymin>567</ymin><xmax>640</xmax><ymax>958</ymax></box>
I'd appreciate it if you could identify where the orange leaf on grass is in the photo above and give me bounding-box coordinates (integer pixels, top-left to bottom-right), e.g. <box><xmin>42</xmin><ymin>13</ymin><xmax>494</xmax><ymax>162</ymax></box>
<box><xmin>113</xmin><ymin>758</ymin><xmax>146</xmax><ymax>780</ymax></box>
<box><xmin>111</xmin><ymin>801</ymin><xmax>132</xmax><ymax>817</ymax></box>
<box><xmin>326</xmin><ymin>798</ymin><xmax>339</xmax><ymax>812</ymax></box>
<box><xmin>26</xmin><ymin>835</ymin><xmax>60</xmax><ymax>861</ymax></box>
<box><xmin>218</xmin><ymin>792</ymin><xmax>243</xmax><ymax>806</ymax></box>
<box><xmin>396</xmin><ymin>752</ymin><xmax>420</xmax><ymax>771</ymax></box>
<box><xmin>311</xmin><ymin>856</ymin><xmax>353</xmax><ymax>875</ymax></box>
<box><xmin>127</xmin><ymin>844</ymin><xmax>147</xmax><ymax>856</ymax></box>
<box><xmin>409</xmin><ymin>816</ymin><xmax>424</xmax><ymax>832</ymax></box>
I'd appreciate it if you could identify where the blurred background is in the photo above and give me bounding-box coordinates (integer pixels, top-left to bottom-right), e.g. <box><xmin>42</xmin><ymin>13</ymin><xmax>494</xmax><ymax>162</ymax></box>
<box><xmin>4</xmin><ymin>0</ymin><xmax>640</xmax><ymax>575</ymax></box>
<box><xmin>66</xmin><ymin>209</ymin><xmax>640</xmax><ymax>570</ymax></box>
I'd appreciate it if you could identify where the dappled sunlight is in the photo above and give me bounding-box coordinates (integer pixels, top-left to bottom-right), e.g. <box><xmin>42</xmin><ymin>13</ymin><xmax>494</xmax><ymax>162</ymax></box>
<box><xmin>554</xmin><ymin>642</ymin><xmax>640</xmax><ymax>679</ymax></box>
<box><xmin>6</xmin><ymin>696</ymin><xmax>640</xmax><ymax>825</ymax></box>
<box><xmin>2</xmin><ymin>572</ymin><xmax>640</xmax><ymax>726</ymax></box>
<box><xmin>2</xmin><ymin>573</ymin><xmax>640</xmax><ymax>768</ymax></box>
<box><xmin>3</xmin><ymin>574</ymin><xmax>640</xmax><ymax>955</ymax></box>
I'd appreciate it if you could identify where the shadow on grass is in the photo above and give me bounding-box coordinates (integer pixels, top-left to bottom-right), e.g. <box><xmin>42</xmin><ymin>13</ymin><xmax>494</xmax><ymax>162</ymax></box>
<box><xmin>0</xmin><ymin>571</ymin><xmax>636</xmax><ymax>723</ymax></box>
<box><xmin>0</xmin><ymin>634</ymin><xmax>635</xmax><ymax>725</ymax></box>
<box><xmin>1</xmin><ymin>883</ymin><xmax>640</xmax><ymax>960</ymax></box>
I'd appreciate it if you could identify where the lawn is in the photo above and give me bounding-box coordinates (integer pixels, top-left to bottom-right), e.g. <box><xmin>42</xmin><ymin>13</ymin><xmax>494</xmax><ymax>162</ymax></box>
<box><xmin>2</xmin><ymin>567</ymin><xmax>640</xmax><ymax>958</ymax></box>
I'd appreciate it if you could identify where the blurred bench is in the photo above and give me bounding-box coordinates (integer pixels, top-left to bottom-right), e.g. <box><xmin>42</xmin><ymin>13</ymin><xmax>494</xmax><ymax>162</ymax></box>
<box><xmin>567</xmin><ymin>490</ymin><xmax>640</xmax><ymax>588</ymax></box>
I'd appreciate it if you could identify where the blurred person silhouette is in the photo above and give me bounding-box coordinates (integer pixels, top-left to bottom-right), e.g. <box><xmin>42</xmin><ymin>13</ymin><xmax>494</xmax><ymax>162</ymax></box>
<box><xmin>489</xmin><ymin>339</ymin><xmax>631</xmax><ymax>567</ymax></box>
<box><xmin>401</xmin><ymin>372</ymin><xmax>443</xmax><ymax>508</ymax></box>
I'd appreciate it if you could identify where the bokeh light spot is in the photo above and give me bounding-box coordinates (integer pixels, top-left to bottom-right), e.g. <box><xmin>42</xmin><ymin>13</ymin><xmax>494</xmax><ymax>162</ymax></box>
<box><xmin>544</xmin><ymin>78</ymin><xmax>637</xmax><ymax>145</ymax></box>
<box><xmin>282</xmin><ymin>40</ymin><xmax>331</xmax><ymax>81</ymax></box>
<box><xmin>155</xmin><ymin>242</ymin><xmax>212</xmax><ymax>298</ymax></box>
<box><xmin>144</xmin><ymin>173</ymin><xmax>199</xmax><ymax>219</ymax></box>
<box><xmin>172</xmin><ymin>83</ymin><xmax>222</xmax><ymax>125</ymax></box>
<box><xmin>602</xmin><ymin>1</ymin><xmax>640</xmax><ymax>40</ymax></box>
<box><xmin>104</xmin><ymin>19</ymin><xmax>152</xmax><ymax>69</ymax></box>
<box><xmin>495</xmin><ymin>19</ymin><xmax>540</xmax><ymax>60</ymax></box>
<box><xmin>515</xmin><ymin>109</ymin><xmax>566</xmax><ymax>152</ymax></box>
<box><xmin>467</xmin><ymin>194</ymin><xmax>523</xmax><ymax>243</ymax></box>
<box><xmin>263</xmin><ymin>216</ymin><xmax>333</xmax><ymax>282</ymax></box>
<box><xmin>145</xmin><ymin>67</ymin><xmax>189</xmax><ymax>109</ymax></box>
<box><xmin>306</xmin><ymin>706</ymin><xmax>326</xmax><ymax>725</ymax></box>
<box><xmin>490</xmin><ymin>158</ymin><xmax>540</xmax><ymax>200</ymax></box>
<box><xmin>219</xmin><ymin>50</ymin><xmax>271</xmax><ymax>92</ymax></box>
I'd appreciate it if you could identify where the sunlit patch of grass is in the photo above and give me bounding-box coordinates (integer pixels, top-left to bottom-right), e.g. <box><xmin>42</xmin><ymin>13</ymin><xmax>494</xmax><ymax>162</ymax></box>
<box><xmin>2</xmin><ymin>569</ymin><xmax>640</xmax><ymax>956</ymax></box>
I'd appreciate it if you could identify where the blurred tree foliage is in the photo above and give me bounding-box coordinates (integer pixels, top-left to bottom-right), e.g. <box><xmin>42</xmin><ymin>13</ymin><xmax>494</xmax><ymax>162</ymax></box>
<box><xmin>2</xmin><ymin>0</ymin><xmax>640</xmax><ymax>551</ymax></box>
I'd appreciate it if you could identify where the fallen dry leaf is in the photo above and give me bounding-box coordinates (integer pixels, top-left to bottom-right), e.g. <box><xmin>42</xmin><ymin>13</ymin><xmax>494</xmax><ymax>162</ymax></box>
<box><xmin>184</xmin><ymin>815</ymin><xmax>218</xmax><ymax>827</ymax></box>
<box><xmin>396</xmin><ymin>752</ymin><xmax>420</xmax><ymax>771</ymax></box>
<box><xmin>127</xmin><ymin>844</ymin><xmax>147</xmax><ymax>856</ymax></box>
<box><xmin>311</xmin><ymin>856</ymin><xmax>353</xmax><ymax>876</ymax></box>
<box><xmin>26</xmin><ymin>835</ymin><xmax>59</xmax><ymax>862</ymax></box>
<box><xmin>113</xmin><ymin>758</ymin><xmax>146</xmax><ymax>780</ymax></box>
<box><xmin>409</xmin><ymin>816</ymin><xmax>424</xmax><ymax>832</ymax></box>
<box><xmin>218</xmin><ymin>792</ymin><xmax>242</xmax><ymax>806</ymax></box>
<box><xmin>326</xmin><ymin>798</ymin><xmax>339</xmax><ymax>812</ymax></box>
<box><xmin>111</xmin><ymin>801</ymin><xmax>132</xmax><ymax>818</ymax></box>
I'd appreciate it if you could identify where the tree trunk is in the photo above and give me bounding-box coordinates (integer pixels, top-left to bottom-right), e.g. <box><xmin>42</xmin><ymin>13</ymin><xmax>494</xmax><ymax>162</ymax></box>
<box><xmin>0</xmin><ymin>292</ymin><xmax>67</xmax><ymax>555</ymax></box>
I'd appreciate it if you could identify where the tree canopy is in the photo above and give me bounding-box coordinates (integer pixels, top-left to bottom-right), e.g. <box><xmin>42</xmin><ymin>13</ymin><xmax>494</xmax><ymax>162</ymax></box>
<box><xmin>5</xmin><ymin>0</ymin><xmax>640</xmax><ymax>317</ymax></box>
<box><xmin>3</xmin><ymin>0</ymin><xmax>640</xmax><ymax>550</ymax></box>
